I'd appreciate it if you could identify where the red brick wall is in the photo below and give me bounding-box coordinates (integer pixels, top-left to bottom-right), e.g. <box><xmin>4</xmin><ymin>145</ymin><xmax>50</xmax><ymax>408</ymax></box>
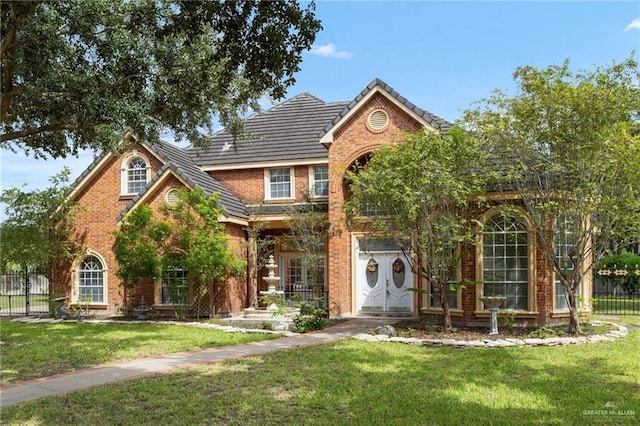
<box><xmin>59</xmin><ymin>143</ymin><xmax>164</xmax><ymax>313</ymax></box>
<box><xmin>211</xmin><ymin>165</ymin><xmax>315</xmax><ymax>204</ymax></box>
<box><xmin>327</xmin><ymin>93</ymin><xmax>423</xmax><ymax>315</ymax></box>
<box><xmin>58</xmin><ymin>143</ymin><xmax>249</xmax><ymax>317</ymax></box>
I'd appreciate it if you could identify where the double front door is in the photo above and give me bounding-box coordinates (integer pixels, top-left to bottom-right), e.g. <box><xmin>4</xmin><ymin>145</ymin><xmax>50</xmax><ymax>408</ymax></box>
<box><xmin>356</xmin><ymin>252</ymin><xmax>413</xmax><ymax>313</ymax></box>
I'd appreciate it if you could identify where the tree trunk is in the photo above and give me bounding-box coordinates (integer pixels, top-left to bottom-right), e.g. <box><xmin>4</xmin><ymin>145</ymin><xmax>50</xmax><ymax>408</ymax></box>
<box><xmin>247</xmin><ymin>230</ymin><xmax>259</xmax><ymax>308</ymax></box>
<box><xmin>438</xmin><ymin>280</ymin><xmax>453</xmax><ymax>332</ymax></box>
<box><xmin>566</xmin><ymin>286</ymin><xmax>582</xmax><ymax>334</ymax></box>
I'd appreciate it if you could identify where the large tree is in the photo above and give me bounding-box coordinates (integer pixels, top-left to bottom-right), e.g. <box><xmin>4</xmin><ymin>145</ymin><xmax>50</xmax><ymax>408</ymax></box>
<box><xmin>344</xmin><ymin>127</ymin><xmax>488</xmax><ymax>332</ymax></box>
<box><xmin>464</xmin><ymin>56</ymin><xmax>640</xmax><ymax>334</ymax></box>
<box><xmin>1</xmin><ymin>0</ymin><xmax>321</xmax><ymax>158</ymax></box>
<box><xmin>0</xmin><ymin>168</ymin><xmax>82</xmax><ymax>276</ymax></box>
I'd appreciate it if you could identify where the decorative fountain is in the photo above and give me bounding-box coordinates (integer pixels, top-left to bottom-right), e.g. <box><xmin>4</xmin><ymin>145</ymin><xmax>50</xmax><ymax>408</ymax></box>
<box><xmin>260</xmin><ymin>255</ymin><xmax>284</xmax><ymax>311</ymax></box>
<box><xmin>481</xmin><ymin>296</ymin><xmax>506</xmax><ymax>335</ymax></box>
<box><xmin>243</xmin><ymin>255</ymin><xmax>299</xmax><ymax>331</ymax></box>
<box><xmin>133</xmin><ymin>295</ymin><xmax>152</xmax><ymax>319</ymax></box>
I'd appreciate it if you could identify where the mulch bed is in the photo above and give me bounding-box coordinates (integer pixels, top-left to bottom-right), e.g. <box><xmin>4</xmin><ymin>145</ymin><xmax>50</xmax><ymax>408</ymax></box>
<box><xmin>390</xmin><ymin>319</ymin><xmax>616</xmax><ymax>340</ymax></box>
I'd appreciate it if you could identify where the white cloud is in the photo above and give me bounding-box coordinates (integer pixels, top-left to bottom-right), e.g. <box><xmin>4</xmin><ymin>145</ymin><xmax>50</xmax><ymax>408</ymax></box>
<box><xmin>310</xmin><ymin>44</ymin><xmax>353</xmax><ymax>59</ymax></box>
<box><xmin>624</xmin><ymin>18</ymin><xmax>640</xmax><ymax>32</ymax></box>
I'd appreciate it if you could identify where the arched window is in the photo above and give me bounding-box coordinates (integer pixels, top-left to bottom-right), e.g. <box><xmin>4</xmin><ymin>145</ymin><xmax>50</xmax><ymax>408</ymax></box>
<box><xmin>120</xmin><ymin>153</ymin><xmax>150</xmax><ymax>195</ymax></box>
<box><xmin>482</xmin><ymin>213</ymin><xmax>529</xmax><ymax>310</ymax></box>
<box><xmin>77</xmin><ymin>254</ymin><xmax>106</xmax><ymax>304</ymax></box>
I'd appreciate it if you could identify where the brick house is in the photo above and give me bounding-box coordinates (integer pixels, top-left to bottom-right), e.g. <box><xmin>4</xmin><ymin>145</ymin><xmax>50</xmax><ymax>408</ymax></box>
<box><xmin>58</xmin><ymin>79</ymin><xmax>590</xmax><ymax>324</ymax></box>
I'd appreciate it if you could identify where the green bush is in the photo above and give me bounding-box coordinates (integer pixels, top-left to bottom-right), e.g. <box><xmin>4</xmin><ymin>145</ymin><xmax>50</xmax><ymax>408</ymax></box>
<box><xmin>292</xmin><ymin>308</ymin><xmax>327</xmax><ymax>333</ymax></box>
<box><xmin>597</xmin><ymin>253</ymin><xmax>640</xmax><ymax>298</ymax></box>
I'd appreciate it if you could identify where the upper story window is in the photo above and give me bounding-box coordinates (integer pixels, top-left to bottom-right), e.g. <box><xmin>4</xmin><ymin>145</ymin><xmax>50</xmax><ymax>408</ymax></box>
<box><xmin>311</xmin><ymin>165</ymin><xmax>329</xmax><ymax>198</ymax></box>
<box><xmin>266</xmin><ymin>168</ymin><xmax>293</xmax><ymax>200</ymax></box>
<box><xmin>120</xmin><ymin>152</ymin><xmax>150</xmax><ymax>196</ymax></box>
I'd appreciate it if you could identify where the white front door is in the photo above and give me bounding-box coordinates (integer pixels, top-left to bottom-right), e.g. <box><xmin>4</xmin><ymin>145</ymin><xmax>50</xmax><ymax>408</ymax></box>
<box><xmin>356</xmin><ymin>251</ymin><xmax>413</xmax><ymax>313</ymax></box>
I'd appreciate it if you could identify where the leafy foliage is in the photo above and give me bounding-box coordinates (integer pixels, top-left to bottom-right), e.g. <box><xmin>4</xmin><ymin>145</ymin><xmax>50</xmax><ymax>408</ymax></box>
<box><xmin>463</xmin><ymin>55</ymin><xmax>640</xmax><ymax>333</ymax></box>
<box><xmin>113</xmin><ymin>188</ymin><xmax>246</xmax><ymax>316</ymax></box>
<box><xmin>1</xmin><ymin>0</ymin><xmax>321</xmax><ymax>158</ymax></box>
<box><xmin>344</xmin><ymin>127</ymin><xmax>489</xmax><ymax>331</ymax></box>
<box><xmin>0</xmin><ymin>168</ymin><xmax>82</xmax><ymax>274</ymax></box>
<box><xmin>284</xmin><ymin>190</ymin><xmax>329</xmax><ymax>297</ymax></box>
<box><xmin>291</xmin><ymin>308</ymin><xmax>328</xmax><ymax>333</ymax></box>
<box><xmin>597</xmin><ymin>253</ymin><xmax>640</xmax><ymax>298</ymax></box>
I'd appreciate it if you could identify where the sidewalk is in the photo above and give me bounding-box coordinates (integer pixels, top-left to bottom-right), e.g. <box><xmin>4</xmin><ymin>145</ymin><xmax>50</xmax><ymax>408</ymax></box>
<box><xmin>0</xmin><ymin>317</ymin><xmax>393</xmax><ymax>408</ymax></box>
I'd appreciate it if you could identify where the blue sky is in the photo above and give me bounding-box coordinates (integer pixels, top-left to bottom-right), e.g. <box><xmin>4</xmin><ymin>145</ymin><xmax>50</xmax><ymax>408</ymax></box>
<box><xmin>1</xmin><ymin>1</ymin><xmax>639</xmax><ymax>202</ymax></box>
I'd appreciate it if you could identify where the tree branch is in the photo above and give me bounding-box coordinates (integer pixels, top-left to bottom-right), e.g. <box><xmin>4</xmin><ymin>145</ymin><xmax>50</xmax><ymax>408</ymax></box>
<box><xmin>1</xmin><ymin>120</ymin><xmax>108</xmax><ymax>143</ymax></box>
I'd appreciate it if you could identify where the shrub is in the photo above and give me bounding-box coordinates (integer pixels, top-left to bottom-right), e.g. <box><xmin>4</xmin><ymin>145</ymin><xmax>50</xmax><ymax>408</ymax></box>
<box><xmin>292</xmin><ymin>308</ymin><xmax>327</xmax><ymax>333</ymax></box>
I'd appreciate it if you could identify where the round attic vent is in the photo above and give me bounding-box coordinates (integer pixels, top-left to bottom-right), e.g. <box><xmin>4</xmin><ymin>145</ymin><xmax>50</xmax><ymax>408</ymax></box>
<box><xmin>165</xmin><ymin>189</ymin><xmax>180</xmax><ymax>206</ymax></box>
<box><xmin>367</xmin><ymin>109</ymin><xmax>389</xmax><ymax>131</ymax></box>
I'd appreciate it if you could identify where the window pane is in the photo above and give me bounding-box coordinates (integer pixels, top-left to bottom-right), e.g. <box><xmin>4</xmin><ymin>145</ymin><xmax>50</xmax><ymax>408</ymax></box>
<box><xmin>162</xmin><ymin>257</ymin><xmax>188</xmax><ymax>304</ymax></box>
<box><xmin>283</xmin><ymin>256</ymin><xmax>327</xmax><ymax>306</ymax></box>
<box><xmin>554</xmin><ymin>214</ymin><xmax>579</xmax><ymax>309</ymax></box>
<box><xmin>313</xmin><ymin>166</ymin><xmax>329</xmax><ymax>197</ymax></box>
<box><xmin>429</xmin><ymin>282</ymin><xmax>458</xmax><ymax>309</ymax></box>
<box><xmin>127</xmin><ymin>158</ymin><xmax>147</xmax><ymax>193</ymax></box>
<box><xmin>79</xmin><ymin>256</ymin><xmax>104</xmax><ymax>303</ymax></box>
<box><xmin>270</xmin><ymin>169</ymin><xmax>291</xmax><ymax>198</ymax></box>
<box><xmin>483</xmin><ymin>214</ymin><xmax>528</xmax><ymax>310</ymax></box>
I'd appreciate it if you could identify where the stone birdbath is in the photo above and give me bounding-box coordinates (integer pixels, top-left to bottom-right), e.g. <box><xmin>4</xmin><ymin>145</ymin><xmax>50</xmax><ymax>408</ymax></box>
<box><xmin>481</xmin><ymin>296</ymin><xmax>506</xmax><ymax>335</ymax></box>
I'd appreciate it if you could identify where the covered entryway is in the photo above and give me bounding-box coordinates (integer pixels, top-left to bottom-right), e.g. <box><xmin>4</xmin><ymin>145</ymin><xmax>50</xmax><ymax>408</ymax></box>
<box><xmin>355</xmin><ymin>239</ymin><xmax>413</xmax><ymax>313</ymax></box>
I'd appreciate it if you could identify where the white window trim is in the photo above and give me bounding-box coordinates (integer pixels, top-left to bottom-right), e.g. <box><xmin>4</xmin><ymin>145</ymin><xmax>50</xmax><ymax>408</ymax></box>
<box><xmin>476</xmin><ymin>208</ymin><xmax>537</xmax><ymax>314</ymax></box>
<box><xmin>120</xmin><ymin>151</ymin><xmax>151</xmax><ymax>196</ymax></box>
<box><xmin>72</xmin><ymin>250</ymin><xmax>108</xmax><ymax>305</ymax></box>
<box><xmin>264</xmin><ymin>167</ymin><xmax>295</xmax><ymax>201</ymax></box>
<box><xmin>279</xmin><ymin>254</ymin><xmax>328</xmax><ymax>293</ymax></box>
<box><xmin>309</xmin><ymin>165</ymin><xmax>329</xmax><ymax>199</ymax></box>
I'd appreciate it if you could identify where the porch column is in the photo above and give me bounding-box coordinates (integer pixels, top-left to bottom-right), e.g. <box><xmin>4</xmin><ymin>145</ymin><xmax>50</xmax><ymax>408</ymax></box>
<box><xmin>247</xmin><ymin>229</ymin><xmax>259</xmax><ymax>308</ymax></box>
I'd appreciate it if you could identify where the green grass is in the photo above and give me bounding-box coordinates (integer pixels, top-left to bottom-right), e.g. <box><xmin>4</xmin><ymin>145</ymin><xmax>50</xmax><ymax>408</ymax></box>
<box><xmin>0</xmin><ymin>320</ymin><xmax>279</xmax><ymax>385</ymax></box>
<box><xmin>0</xmin><ymin>294</ymin><xmax>49</xmax><ymax>311</ymax></box>
<box><xmin>1</xmin><ymin>315</ymin><xmax>638</xmax><ymax>425</ymax></box>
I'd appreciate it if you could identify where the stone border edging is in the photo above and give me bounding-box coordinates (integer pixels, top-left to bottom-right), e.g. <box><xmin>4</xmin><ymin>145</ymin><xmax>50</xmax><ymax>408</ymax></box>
<box><xmin>10</xmin><ymin>317</ymin><xmax>297</xmax><ymax>337</ymax></box>
<box><xmin>354</xmin><ymin>321</ymin><xmax>629</xmax><ymax>348</ymax></box>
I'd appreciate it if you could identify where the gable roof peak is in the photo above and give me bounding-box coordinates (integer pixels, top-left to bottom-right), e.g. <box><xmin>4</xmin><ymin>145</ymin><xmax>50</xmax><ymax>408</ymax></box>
<box><xmin>319</xmin><ymin>78</ymin><xmax>453</xmax><ymax>144</ymax></box>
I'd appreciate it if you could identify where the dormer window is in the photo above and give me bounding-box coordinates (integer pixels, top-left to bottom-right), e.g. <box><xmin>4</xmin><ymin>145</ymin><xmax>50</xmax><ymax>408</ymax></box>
<box><xmin>120</xmin><ymin>152</ymin><xmax>150</xmax><ymax>196</ymax></box>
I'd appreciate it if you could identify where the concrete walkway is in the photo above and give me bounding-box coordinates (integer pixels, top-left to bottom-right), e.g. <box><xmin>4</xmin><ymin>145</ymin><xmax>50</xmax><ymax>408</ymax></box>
<box><xmin>0</xmin><ymin>318</ymin><xmax>393</xmax><ymax>408</ymax></box>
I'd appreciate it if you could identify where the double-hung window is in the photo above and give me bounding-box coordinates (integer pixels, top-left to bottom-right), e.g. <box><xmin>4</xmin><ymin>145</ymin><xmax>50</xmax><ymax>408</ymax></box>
<box><xmin>311</xmin><ymin>165</ymin><xmax>329</xmax><ymax>198</ymax></box>
<box><xmin>267</xmin><ymin>168</ymin><xmax>292</xmax><ymax>199</ymax></box>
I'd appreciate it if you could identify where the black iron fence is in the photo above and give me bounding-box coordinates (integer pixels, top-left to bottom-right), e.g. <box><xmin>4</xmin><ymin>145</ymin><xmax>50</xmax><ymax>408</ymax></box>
<box><xmin>593</xmin><ymin>277</ymin><xmax>640</xmax><ymax>315</ymax></box>
<box><xmin>0</xmin><ymin>268</ymin><xmax>51</xmax><ymax>316</ymax></box>
<box><xmin>283</xmin><ymin>284</ymin><xmax>328</xmax><ymax>309</ymax></box>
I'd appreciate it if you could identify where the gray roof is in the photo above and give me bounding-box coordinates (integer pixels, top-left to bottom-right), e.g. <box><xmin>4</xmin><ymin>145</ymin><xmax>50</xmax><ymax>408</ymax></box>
<box><xmin>319</xmin><ymin>78</ymin><xmax>452</xmax><ymax>139</ymax></box>
<box><xmin>116</xmin><ymin>139</ymin><xmax>248</xmax><ymax>221</ymax></box>
<box><xmin>187</xmin><ymin>93</ymin><xmax>349</xmax><ymax>166</ymax></box>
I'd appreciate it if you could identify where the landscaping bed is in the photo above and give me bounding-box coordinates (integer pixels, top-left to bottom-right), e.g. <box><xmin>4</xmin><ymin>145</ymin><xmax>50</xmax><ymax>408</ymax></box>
<box><xmin>391</xmin><ymin>318</ymin><xmax>618</xmax><ymax>340</ymax></box>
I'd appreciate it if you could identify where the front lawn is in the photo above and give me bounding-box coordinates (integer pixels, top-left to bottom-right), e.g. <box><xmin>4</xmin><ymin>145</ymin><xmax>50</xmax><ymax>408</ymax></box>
<box><xmin>2</xmin><ymin>315</ymin><xmax>638</xmax><ymax>425</ymax></box>
<box><xmin>0</xmin><ymin>320</ymin><xmax>279</xmax><ymax>385</ymax></box>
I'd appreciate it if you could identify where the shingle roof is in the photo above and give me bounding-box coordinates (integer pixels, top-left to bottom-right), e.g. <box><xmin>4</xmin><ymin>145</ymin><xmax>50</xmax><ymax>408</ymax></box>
<box><xmin>319</xmin><ymin>78</ymin><xmax>453</xmax><ymax>140</ymax></box>
<box><xmin>187</xmin><ymin>93</ymin><xmax>349</xmax><ymax>166</ymax></box>
<box><xmin>116</xmin><ymin>139</ymin><xmax>247</xmax><ymax>222</ymax></box>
